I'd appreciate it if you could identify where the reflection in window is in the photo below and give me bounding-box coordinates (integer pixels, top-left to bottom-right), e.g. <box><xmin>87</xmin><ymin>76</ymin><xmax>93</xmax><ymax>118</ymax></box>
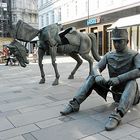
<box><xmin>131</xmin><ymin>26</ymin><xmax>137</xmax><ymax>51</ymax></box>
<box><xmin>138</xmin><ymin>26</ymin><xmax>140</xmax><ymax>53</ymax></box>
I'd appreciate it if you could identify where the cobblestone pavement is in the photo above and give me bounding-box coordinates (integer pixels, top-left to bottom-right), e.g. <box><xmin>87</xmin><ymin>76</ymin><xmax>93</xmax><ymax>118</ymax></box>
<box><xmin>0</xmin><ymin>56</ymin><xmax>140</xmax><ymax>140</ymax></box>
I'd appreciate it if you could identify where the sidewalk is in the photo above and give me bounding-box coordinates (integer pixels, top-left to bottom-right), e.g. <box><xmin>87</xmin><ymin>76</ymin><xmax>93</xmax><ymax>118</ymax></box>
<box><xmin>0</xmin><ymin>56</ymin><xmax>140</xmax><ymax>140</ymax></box>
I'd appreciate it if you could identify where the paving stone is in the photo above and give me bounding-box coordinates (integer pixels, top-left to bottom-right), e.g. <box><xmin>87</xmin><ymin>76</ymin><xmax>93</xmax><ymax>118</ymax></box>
<box><xmin>46</xmin><ymin>99</ymin><xmax>68</xmax><ymax>107</ymax></box>
<box><xmin>80</xmin><ymin>95</ymin><xmax>113</xmax><ymax>111</ymax></box>
<box><xmin>31</xmin><ymin>117</ymin><xmax>104</xmax><ymax>140</ymax></box>
<box><xmin>117</xmin><ymin>135</ymin><xmax>138</xmax><ymax>140</ymax></box>
<box><xmin>80</xmin><ymin>133</ymin><xmax>110</xmax><ymax>140</ymax></box>
<box><xmin>128</xmin><ymin>118</ymin><xmax>140</xmax><ymax>128</ymax></box>
<box><xmin>18</xmin><ymin>104</ymin><xmax>46</xmax><ymax>113</ymax></box>
<box><xmin>0</xmin><ymin>124</ymin><xmax>39</xmax><ymax>140</ymax></box>
<box><xmin>0</xmin><ymin>97</ymin><xmax>52</xmax><ymax>112</ymax></box>
<box><xmin>6</xmin><ymin>135</ymin><xmax>25</xmax><ymax>140</ymax></box>
<box><xmin>69</xmin><ymin>109</ymin><xmax>98</xmax><ymax>120</ymax></box>
<box><xmin>130</xmin><ymin>131</ymin><xmax>140</xmax><ymax>139</ymax></box>
<box><xmin>0</xmin><ymin>92</ymin><xmax>31</xmax><ymax>101</ymax></box>
<box><xmin>100</xmin><ymin>124</ymin><xmax>139</xmax><ymax>140</ymax></box>
<box><xmin>59</xmin><ymin>116</ymin><xmax>75</xmax><ymax>122</ymax></box>
<box><xmin>6</xmin><ymin>96</ymin><xmax>32</xmax><ymax>103</ymax></box>
<box><xmin>90</xmin><ymin>110</ymin><xmax>112</xmax><ymax>124</ymax></box>
<box><xmin>8</xmin><ymin>106</ymin><xmax>62</xmax><ymax>127</ymax></box>
<box><xmin>0</xmin><ymin>118</ymin><xmax>14</xmax><ymax>131</ymax></box>
<box><xmin>36</xmin><ymin>117</ymin><xmax>63</xmax><ymax>128</ymax></box>
<box><xmin>23</xmin><ymin>133</ymin><xmax>37</xmax><ymax>140</ymax></box>
<box><xmin>92</xmin><ymin>102</ymin><xmax>117</xmax><ymax>113</ymax></box>
<box><xmin>0</xmin><ymin>110</ymin><xmax>20</xmax><ymax>118</ymax></box>
<box><xmin>122</xmin><ymin>105</ymin><xmax>140</xmax><ymax>124</ymax></box>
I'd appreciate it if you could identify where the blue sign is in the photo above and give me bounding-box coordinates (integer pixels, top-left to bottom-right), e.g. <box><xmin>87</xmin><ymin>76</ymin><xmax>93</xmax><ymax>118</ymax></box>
<box><xmin>87</xmin><ymin>18</ymin><xmax>97</xmax><ymax>25</ymax></box>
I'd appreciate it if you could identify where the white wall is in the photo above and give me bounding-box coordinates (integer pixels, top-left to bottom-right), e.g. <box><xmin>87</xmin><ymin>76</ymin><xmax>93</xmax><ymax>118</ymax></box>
<box><xmin>38</xmin><ymin>0</ymin><xmax>140</xmax><ymax>29</ymax></box>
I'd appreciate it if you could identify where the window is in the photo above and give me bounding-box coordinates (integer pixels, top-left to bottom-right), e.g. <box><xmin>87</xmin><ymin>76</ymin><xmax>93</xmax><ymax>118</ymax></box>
<box><xmin>75</xmin><ymin>1</ymin><xmax>77</xmax><ymax>16</ymax></box>
<box><xmin>51</xmin><ymin>10</ymin><xmax>54</xmax><ymax>24</ymax></box>
<box><xmin>131</xmin><ymin>26</ymin><xmax>137</xmax><ymax>51</ymax></box>
<box><xmin>41</xmin><ymin>15</ymin><xmax>44</xmax><ymax>27</ymax></box>
<box><xmin>12</xmin><ymin>14</ymin><xmax>17</xmax><ymax>22</ymax></box>
<box><xmin>12</xmin><ymin>0</ymin><xmax>16</xmax><ymax>8</ymax></box>
<box><xmin>46</xmin><ymin>13</ymin><xmax>49</xmax><ymax>25</ymax></box>
<box><xmin>138</xmin><ymin>26</ymin><xmax>140</xmax><ymax>53</ymax></box>
<box><xmin>58</xmin><ymin>8</ymin><xmax>61</xmax><ymax>22</ymax></box>
<box><xmin>66</xmin><ymin>4</ymin><xmax>69</xmax><ymax>18</ymax></box>
<box><xmin>41</xmin><ymin>0</ymin><xmax>43</xmax><ymax>5</ymax></box>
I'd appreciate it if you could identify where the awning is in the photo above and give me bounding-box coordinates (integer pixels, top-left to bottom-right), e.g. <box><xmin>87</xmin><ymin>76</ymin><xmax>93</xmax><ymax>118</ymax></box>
<box><xmin>108</xmin><ymin>14</ymin><xmax>140</xmax><ymax>30</ymax></box>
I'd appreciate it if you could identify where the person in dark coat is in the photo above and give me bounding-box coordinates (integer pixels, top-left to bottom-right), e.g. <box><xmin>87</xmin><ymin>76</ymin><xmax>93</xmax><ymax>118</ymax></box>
<box><xmin>60</xmin><ymin>27</ymin><xmax>140</xmax><ymax>131</ymax></box>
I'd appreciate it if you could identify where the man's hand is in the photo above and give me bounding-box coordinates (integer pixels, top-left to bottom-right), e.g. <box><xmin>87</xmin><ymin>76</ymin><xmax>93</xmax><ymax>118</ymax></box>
<box><xmin>107</xmin><ymin>77</ymin><xmax>120</xmax><ymax>86</ymax></box>
<box><xmin>95</xmin><ymin>75</ymin><xmax>106</xmax><ymax>85</ymax></box>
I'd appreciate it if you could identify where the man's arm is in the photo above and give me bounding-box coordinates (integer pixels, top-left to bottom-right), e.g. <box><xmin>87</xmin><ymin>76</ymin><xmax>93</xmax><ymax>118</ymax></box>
<box><xmin>93</xmin><ymin>54</ymin><xmax>108</xmax><ymax>85</ymax></box>
<box><xmin>118</xmin><ymin>69</ymin><xmax>140</xmax><ymax>83</ymax></box>
<box><xmin>107</xmin><ymin>69</ymin><xmax>140</xmax><ymax>86</ymax></box>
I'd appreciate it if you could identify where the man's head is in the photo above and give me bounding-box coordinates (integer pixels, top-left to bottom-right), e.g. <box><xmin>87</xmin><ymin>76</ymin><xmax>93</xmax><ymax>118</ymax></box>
<box><xmin>111</xmin><ymin>27</ymin><xmax>128</xmax><ymax>52</ymax></box>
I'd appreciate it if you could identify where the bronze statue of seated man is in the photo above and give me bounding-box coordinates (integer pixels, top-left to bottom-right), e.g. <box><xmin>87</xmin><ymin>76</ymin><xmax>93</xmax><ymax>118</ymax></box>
<box><xmin>60</xmin><ymin>27</ymin><xmax>140</xmax><ymax>131</ymax></box>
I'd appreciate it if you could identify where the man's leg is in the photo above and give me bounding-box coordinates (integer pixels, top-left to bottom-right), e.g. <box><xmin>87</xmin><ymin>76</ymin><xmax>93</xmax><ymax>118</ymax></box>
<box><xmin>60</xmin><ymin>75</ymin><xmax>95</xmax><ymax>115</ymax></box>
<box><xmin>5</xmin><ymin>58</ymin><xmax>10</xmax><ymax>66</ymax></box>
<box><xmin>105</xmin><ymin>80</ymin><xmax>137</xmax><ymax>131</ymax></box>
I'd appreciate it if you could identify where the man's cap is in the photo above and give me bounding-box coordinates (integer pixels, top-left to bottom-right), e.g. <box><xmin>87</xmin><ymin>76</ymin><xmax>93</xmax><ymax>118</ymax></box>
<box><xmin>111</xmin><ymin>27</ymin><xmax>128</xmax><ymax>40</ymax></box>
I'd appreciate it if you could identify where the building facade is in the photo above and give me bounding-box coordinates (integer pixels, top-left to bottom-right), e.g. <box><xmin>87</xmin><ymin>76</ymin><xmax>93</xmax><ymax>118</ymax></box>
<box><xmin>0</xmin><ymin>0</ymin><xmax>10</xmax><ymax>37</ymax></box>
<box><xmin>0</xmin><ymin>0</ymin><xmax>38</xmax><ymax>53</ymax></box>
<box><xmin>38</xmin><ymin>0</ymin><xmax>140</xmax><ymax>55</ymax></box>
<box><xmin>11</xmin><ymin>0</ymin><xmax>39</xmax><ymax>53</ymax></box>
<box><xmin>11</xmin><ymin>0</ymin><xmax>38</xmax><ymax>28</ymax></box>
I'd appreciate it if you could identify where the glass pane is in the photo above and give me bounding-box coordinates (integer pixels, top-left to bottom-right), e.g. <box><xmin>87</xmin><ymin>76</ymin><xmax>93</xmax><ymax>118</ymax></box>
<box><xmin>138</xmin><ymin>26</ymin><xmax>140</xmax><ymax>53</ymax></box>
<box><xmin>131</xmin><ymin>26</ymin><xmax>137</xmax><ymax>51</ymax></box>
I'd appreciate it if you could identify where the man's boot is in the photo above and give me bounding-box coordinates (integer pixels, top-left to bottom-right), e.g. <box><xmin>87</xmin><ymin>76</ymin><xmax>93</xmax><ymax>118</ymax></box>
<box><xmin>60</xmin><ymin>99</ymin><xmax>80</xmax><ymax>115</ymax></box>
<box><xmin>105</xmin><ymin>111</ymin><xmax>121</xmax><ymax>131</ymax></box>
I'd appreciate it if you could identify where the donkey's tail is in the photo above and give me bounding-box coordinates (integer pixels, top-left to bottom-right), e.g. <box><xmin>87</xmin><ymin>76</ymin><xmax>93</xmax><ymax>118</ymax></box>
<box><xmin>88</xmin><ymin>33</ymin><xmax>101</xmax><ymax>62</ymax></box>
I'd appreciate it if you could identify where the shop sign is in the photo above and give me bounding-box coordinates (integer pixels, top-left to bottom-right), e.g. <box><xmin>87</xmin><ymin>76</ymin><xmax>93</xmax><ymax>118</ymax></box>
<box><xmin>87</xmin><ymin>17</ymin><xmax>101</xmax><ymax>25</ymax></box>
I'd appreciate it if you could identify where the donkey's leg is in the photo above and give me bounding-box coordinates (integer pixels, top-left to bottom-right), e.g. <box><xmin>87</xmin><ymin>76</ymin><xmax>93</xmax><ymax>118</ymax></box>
<box><xmin>38</xmin><ymin>48</ymin><xmax>45</xmax><ymax>84</ymax></box>
<box><xmin>80</xmin><ymin>53</ymin><xmax>94</xmax><ymax>76</ymax></box>
<box><xmin>50</xmin><ymin>47</ymin><xmax>60</xmax><ymax>86</ymax></box>
<box><xmin>68</xmin><ymin>53</ymin><xmax>83</xmax><ymax>79</ymax></box>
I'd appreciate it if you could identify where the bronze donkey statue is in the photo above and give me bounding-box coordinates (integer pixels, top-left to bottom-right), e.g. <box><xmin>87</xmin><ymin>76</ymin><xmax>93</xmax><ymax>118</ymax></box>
<box><xmin>9</xmin><ymin>20</ymin><xmax>101</xmax><ymax>85</ymax></box>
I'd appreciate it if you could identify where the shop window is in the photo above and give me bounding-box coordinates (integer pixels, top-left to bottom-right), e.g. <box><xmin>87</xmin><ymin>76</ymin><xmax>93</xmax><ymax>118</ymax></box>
<box><xmin>127</xmin><ymin>27</ymin><xmax>131</xmax><ymax>49</ymax></box>
<box><xmin>98</xmin><ymin>31</ymin><xmax>102</xmax><ymax>55</ymax></box>
<box><xmin>138</xmin><ymin>26</ymin><xmax>140</xmax><ymax>53</ymax></box>
<box><xmin>131</xmin><ymin>26</ymin><xmax>137</xmax><ymax>51</ymax></box>
<box><xmin>104</xmin><ymin>25</ymin><xmax>112</xmax><ymax>54</ymax></box>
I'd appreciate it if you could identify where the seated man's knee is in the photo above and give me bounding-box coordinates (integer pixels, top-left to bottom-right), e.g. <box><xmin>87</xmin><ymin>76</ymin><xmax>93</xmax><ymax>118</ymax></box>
<box><xmin>126</xmin><ymin>80</ymin><xmax>137</xmax><ymax>89</ymax></box>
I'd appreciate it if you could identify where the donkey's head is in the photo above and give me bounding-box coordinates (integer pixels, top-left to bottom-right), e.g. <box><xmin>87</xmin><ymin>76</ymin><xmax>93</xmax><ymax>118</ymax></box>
<box><xmin>7</xmin><ymin>40</ymin><xmax>29</xmax><ymax>67</ymax></box>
